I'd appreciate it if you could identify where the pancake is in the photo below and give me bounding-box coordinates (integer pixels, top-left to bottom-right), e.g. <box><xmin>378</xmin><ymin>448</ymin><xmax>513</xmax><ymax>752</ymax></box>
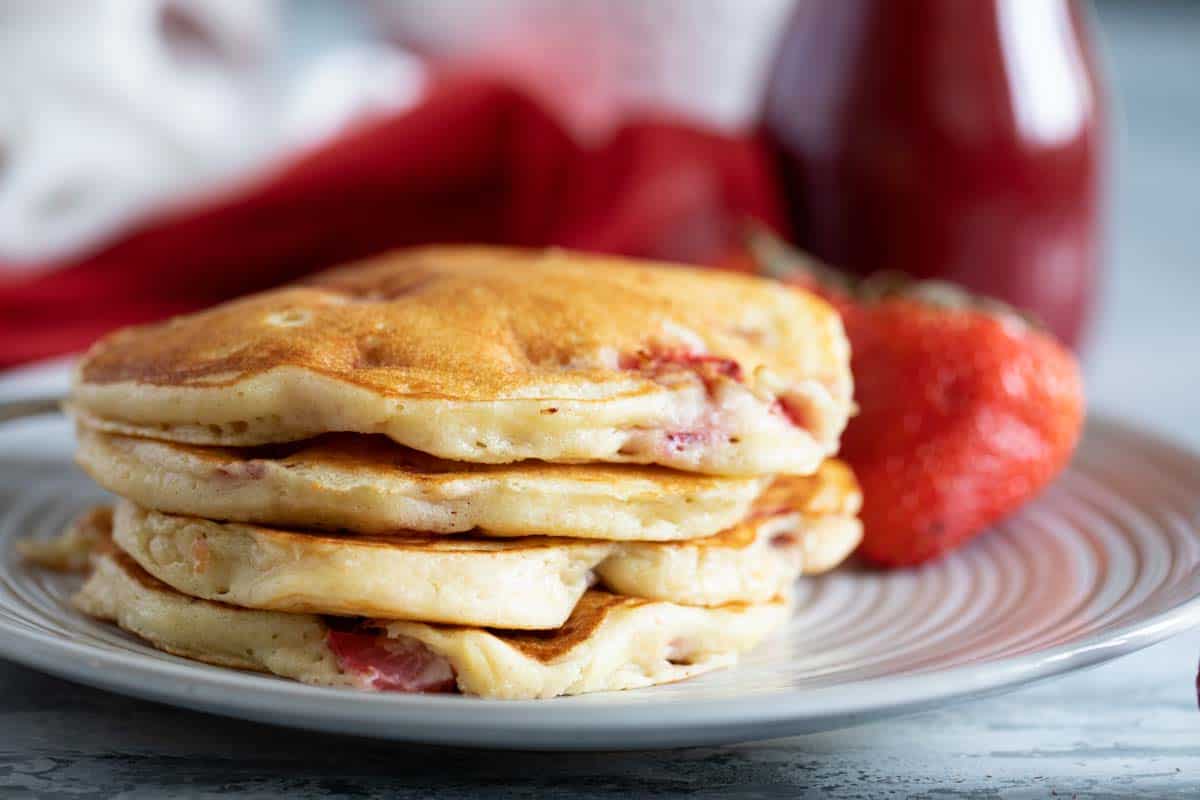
<box><xmin>72</xmin><ymin>246</ymin><xmax>852</xmax><ymax>476</ymax></box>
<box><xmin>74</xmin><ymin>540</ymin><xmax>789</xmax><ymax>699</ymax></box>
<box><xmin>597</xmin><ymin>461</ymin><xmax>863</xmax><ymax>605</ymax></box>
<box><xmin>78</xmin><ymin>545</ymin><xmax>355</xmax><ymax>688</ymax></box>
<box><xmin>108</xmin><ymin>461</ymin><xmax>860</xmax><ymax>621</ymax></box>
<box><xmin>110</xmin><ymin>501</ymin><xmax>611</xmax><ymax>630</ymax></box>
<box><xmin>372</xmin><ymin>590</ymin><xmax>788</xmax><ymax>699</ymax></box>
<box><xmin>74</xmin><ymin>424</ymin><xmax>769</xmax><ymax>541</ymax></box>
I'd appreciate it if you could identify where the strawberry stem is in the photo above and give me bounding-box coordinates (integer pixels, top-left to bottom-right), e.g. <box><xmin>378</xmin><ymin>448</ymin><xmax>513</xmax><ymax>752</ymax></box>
<box><xmin>744</xmin><ymin>224</ymin><xmax>855</xmax><ymax>291</ymax></box>
<box><xmin>743</xmin><ymin>223</ymin><xmax>1039</xmax><ymax>330</ymax></box>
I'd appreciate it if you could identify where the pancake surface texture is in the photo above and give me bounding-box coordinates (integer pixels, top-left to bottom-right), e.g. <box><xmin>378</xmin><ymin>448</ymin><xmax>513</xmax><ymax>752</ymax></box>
<box><xmin>75</xmin><ymin>539</ymin><xmax>788</xmax><ymax>699</ymax></box>
<box><xmin>597</xmin><ymin>461</ymin><xmax>863</xmax><ymax>605</ymax></box>
<box><xmin>74</xmin><ymin>425</ymin><xmax>768</xmax><ymax>540</ymax></box>
<box><xmin>73</xmin><ymin>246</ymin><xmax>852</xmax><ymax>475</ymax></box>
<box><xmin>76</xmin><ymin>548</ymin><xmax>356</xmax><ymax>687</ymax></box>
<box><xmin>110</xmin><ymin>501</ymin><xmax>611</xmax><ymax>629</ymax></box>
<box><xmin>108</xmin><ymin>459</ymin><xmax>859</xmax><ymax>620</ymax></box>
<box><xmin>375</xmin><ymin>590</ymin><xmax>789</xmax><ymax>699</ymax></box>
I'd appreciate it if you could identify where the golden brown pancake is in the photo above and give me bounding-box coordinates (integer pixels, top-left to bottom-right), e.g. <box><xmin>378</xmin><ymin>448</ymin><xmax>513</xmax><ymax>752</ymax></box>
<box><xmin>72</xmin><ymin>246</ymin><xmax>852</xmax><ymax>476</ymax></box>
<box><xmin>73</xmin><ymin>424</ymin><xmax>769</xmax><ymax>540</ymax></box>
<box><xmin>109</xmin><ymin>501</ymin><xmax>612</xmax><ymax>629</ymax></box>
<box><xmin>67</xmin><ymin>523</ymin><xmax>789</xmax><ymax>699</ymax></box>
<box><xmin>597</xmin><ymin>461</ymin><xmax>863</xmax><ymax>605</ymax></box>
<box><xmin>107</xmin><ymin>460</ymin><xmax>861</xmax><ymax>623</ymax></box>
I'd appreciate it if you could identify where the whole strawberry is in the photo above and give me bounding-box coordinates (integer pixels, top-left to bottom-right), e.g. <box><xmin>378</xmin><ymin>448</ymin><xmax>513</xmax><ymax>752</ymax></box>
<box><xmin>749</xmin><ymin>230</ymin><xmax>1085</xmax><ymax>567</ymax></box>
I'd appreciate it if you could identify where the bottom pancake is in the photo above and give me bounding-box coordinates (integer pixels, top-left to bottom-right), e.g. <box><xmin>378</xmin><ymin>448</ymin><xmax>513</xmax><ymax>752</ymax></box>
<box><xmin>67</xmin><ymin>517</ymin><xmax>788</xmax><ymax>699</ymax></box>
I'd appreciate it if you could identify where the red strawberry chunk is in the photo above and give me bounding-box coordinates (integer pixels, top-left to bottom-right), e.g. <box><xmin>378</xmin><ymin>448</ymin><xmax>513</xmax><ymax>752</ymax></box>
<box><xmin>620</xmin><ymin>348</ymin><xmax>743</xmax><ymax>395</ymax></box>
<box><xmin>327</xmin><ymin>630</ymin><xmax>457</xmax><ymax>693</ymax></box>
<box><xmin>665</xmin><ymin>430</ymin><xmax>708</xmax><ymax>452</ymax></box>
<box><xmin>772</xmin><ymin>396</ymin><xmax>812</xmax><ymax>431</ymax></box>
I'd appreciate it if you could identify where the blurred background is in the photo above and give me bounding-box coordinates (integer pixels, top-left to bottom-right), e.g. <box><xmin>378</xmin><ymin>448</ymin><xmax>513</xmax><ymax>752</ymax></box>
<box><xmin>0</xmin><ymin>0</ymin><xmax>1196</xmax><ymax>443</ymax></box>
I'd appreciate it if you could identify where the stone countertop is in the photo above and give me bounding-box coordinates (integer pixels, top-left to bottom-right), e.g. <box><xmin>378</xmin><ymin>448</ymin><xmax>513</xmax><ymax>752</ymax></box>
<box><xmin>1</xmin><ymin>633</ymin><xmax>1197</xmax><ymax>798</ymax></box>
<box><xmin>2</xmin><ymin>2</ymin><xmax>1200</xmax><ymax>797</ymax></box>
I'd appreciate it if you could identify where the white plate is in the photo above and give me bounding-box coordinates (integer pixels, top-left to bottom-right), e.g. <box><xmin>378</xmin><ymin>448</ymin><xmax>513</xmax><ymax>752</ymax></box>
<box><xmin>1</xmin><ymin>410</ymin><xmax>1199</xmax><ymax>750</ymax></box>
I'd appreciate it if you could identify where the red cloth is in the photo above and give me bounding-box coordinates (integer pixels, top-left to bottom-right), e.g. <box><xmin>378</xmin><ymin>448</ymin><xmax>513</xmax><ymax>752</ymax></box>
<box><xmin>0</xmin><ymin>78</ymin><xmax>785</xmax><ymax>368</ymax></box>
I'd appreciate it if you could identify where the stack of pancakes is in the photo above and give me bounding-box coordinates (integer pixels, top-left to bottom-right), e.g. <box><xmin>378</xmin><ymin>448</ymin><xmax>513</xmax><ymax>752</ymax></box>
<box><xmin>35</xmin><ymin>247</ymin><xmax>861</xmax><ymax>699</ymax></box>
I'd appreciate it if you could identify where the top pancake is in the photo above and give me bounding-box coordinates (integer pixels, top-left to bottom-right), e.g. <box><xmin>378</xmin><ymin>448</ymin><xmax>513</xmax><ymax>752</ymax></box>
<box><xmin>72</xmin><ymin>246</ymin><xmax>852</xmax><ymax>475</ymax></box>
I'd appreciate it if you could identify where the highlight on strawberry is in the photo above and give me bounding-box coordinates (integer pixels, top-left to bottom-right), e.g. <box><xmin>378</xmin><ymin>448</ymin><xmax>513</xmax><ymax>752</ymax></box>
<box><xmin>745</xmin><ymin>228</ymin><xmax>1086</xmax><ymax>568</ymax></box>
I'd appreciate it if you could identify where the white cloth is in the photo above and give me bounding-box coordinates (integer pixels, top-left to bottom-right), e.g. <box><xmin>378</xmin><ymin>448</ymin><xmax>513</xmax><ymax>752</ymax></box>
<box><xmin>0</xmin><ymin>0</ymin><xmax>424</xmax><ymax>267</ymax></box>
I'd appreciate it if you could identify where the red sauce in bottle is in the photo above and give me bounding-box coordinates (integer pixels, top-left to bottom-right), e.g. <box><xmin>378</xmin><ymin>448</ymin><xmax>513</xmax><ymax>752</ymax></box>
<box><xmin>765</xmin><ymin>0</ymin><xmax>1105</xmax><ymax>348</ymax></box>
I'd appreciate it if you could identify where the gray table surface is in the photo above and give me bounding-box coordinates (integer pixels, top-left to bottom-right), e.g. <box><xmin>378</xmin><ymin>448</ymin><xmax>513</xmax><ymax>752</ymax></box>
<box><xmin>2</xmin><ymin>2</ymin><xmax>1199</xmax><ymax>797</ymax></box>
